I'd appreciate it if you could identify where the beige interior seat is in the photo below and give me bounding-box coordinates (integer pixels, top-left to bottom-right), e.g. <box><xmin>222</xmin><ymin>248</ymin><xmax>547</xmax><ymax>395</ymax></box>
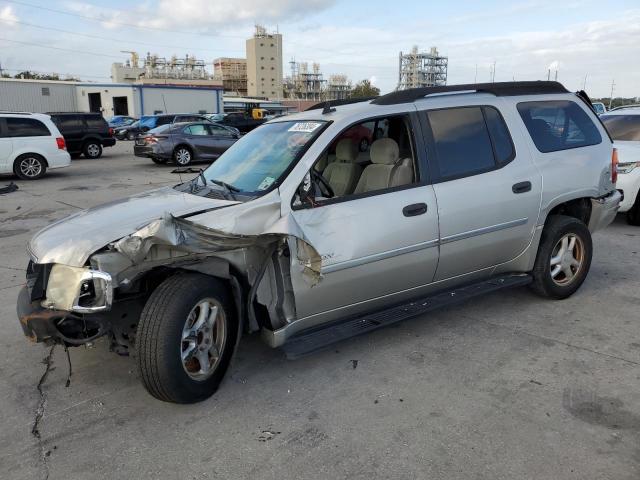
<box><xmin>322</xmin><ymin>139</ymin><xmax>362</xmax><ymax>196</ymax></box>
<box><xmin>353</xmin><ymin>138</ymin><xmax>414</xmax><ymax>194</ymax></box>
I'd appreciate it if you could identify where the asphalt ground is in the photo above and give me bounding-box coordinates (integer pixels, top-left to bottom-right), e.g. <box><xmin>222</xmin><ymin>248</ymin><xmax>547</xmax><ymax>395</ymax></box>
<box><xmin>1</xmin><ymin>141</ymin><xmax>639</xmax><ymax>479</ymax></box>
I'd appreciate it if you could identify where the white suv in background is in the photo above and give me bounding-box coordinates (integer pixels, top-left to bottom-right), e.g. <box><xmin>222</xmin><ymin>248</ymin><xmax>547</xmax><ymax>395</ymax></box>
<box><xmin>0</xmin><ymin>112</ymin><xmax>71</xmax><ymax>180</ymax></box>
<box><xmin>601</xmin><ymin>107</ymin><xmax>640</xmax><ymax>225</ymax></box>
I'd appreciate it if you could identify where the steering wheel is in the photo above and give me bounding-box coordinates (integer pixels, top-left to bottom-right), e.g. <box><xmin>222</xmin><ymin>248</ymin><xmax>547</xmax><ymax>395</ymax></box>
<box><xmin>311</xmin><ymin>169</ymin><xmax>335</xmax><ymax>199</ymax></box>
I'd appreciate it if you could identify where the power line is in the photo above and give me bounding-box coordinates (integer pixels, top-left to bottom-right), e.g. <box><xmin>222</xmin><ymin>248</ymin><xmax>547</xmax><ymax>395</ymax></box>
<box><xmin>0</xmin><ymin>37</ymin><xmax>123</xmax><ymax>58</ymax></box>
<box><xmin>0</xmin><ymin>17</ymin><xmax>244</xmax><ymax>55</ymax></box>
<box><xmin>2</xmin><ymin>0</ymin><xmax>246</xmax><ymax>38</ymax></box>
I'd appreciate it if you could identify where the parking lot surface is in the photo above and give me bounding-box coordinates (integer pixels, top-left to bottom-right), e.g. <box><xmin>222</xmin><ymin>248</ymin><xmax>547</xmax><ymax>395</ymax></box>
<box><xmin>1</xmin><ymin>142</ymin><xmax>639</xmax><ymax>480</ymax></box>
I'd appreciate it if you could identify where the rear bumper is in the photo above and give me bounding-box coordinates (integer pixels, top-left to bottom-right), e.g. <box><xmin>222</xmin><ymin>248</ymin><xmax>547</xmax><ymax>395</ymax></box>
<box><xmin>588</xmin><ymin>190</ymin><xmax>622</xmax><ymax>232</ymax></box>
<box><xmin>47</xmin><ymin>150</ymin><xmax>71</xmax><ymax>169</ymax></box>
<box><xmin>134</xmin><ymin>144</ymin><xmax>169</xmax><ymax>159</ymax></box>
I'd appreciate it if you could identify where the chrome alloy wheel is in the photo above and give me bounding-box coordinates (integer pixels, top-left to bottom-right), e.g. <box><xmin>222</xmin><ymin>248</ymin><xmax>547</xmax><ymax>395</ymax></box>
<box><xmin>550</xmin><ymin>233</ymin><xmax>585</xmax><ymax>286</ymax></box>
<box><xmin>19</xmin><ymin>157</ymin><xmax>43</xmax><ymax>177</ymax></box>
<box><xmin>180</xmin><ymin>298</ymin><xmax>227</xmax><ymax>381</ymax></box>
<box><xmin>175</xmin><ymin>148</ymin><xmax>191</xmax><ymax>165</ymax></box>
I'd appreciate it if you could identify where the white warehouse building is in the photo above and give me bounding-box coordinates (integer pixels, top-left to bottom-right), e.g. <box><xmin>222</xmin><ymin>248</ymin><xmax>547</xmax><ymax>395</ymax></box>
<box><xmin>0</xmin><ymin>78</ymin><xmax>224</xmax><ymax>117</ymax></box>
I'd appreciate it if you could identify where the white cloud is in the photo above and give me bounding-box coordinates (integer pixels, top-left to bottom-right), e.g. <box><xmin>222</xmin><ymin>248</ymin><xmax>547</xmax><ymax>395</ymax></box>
<box><xmin>0</xmin><ymin>6</ymin><xmax>18</xmax><ymax>26</ymax></box>
<box><xmin>150</xmin><ymin>0</ymin><xmax>335</xmax><ymax>29</ymax></box>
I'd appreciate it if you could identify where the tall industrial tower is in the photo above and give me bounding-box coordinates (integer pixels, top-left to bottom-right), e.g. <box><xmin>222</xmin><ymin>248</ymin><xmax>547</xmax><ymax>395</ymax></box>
<box><xmin>246</xmin><ymin>25</ymin><xmax>283</xmax><ymax>99</ymax></box>
<box><xmin>397</xmin><ymin>46</ymin><xmax>448</xmax><ymax>90</ymax></box>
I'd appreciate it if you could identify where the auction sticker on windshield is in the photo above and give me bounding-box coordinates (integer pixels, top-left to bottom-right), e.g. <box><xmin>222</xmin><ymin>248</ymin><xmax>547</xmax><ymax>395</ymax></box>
<box><xmin>257</xmin><ymin>176</ymin><xmax>276</xmax><ymax>190</ymax></box>
<box><xmin>288</xmin><ymin>122</ymin><xmax>323</xmax><ymax>133</ymax></box>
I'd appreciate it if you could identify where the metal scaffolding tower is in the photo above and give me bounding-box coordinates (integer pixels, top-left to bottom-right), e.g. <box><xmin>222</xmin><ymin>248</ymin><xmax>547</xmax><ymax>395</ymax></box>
<box><xmin>397</xmin><ymin>46</ymin><xmax>448</xmax><ymax>90</ymax></box>
<box><xmin>284</xmin><ymin>60</ymin><xmax>351</xmax><ymax>101</ymax></box>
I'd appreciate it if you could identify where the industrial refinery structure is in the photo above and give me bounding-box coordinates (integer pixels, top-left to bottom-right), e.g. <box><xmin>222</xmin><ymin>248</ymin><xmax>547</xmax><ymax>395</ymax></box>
<box><xmin>397</xmin><ymin>46</ymin><xmax>448</xmax><ymax>90</ymax></box>
<box><xmin>283</xmin><ymin>61</ymin><xmax>351</xmax><ymax>101</ymax></box>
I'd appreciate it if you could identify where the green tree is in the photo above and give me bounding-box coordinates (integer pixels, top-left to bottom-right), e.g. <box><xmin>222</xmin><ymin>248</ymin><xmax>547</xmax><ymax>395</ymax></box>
<box><xmin>349</xmin><ymin>79</ymin><xmax>380</xmax><ymax>98</ymax></box>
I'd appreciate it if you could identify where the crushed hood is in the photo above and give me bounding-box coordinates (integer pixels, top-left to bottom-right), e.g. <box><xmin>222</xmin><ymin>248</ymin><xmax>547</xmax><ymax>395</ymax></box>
<box><xmin>28</xmin><ymin>186</ymin><xmax>239</xmax><ymax>266</ymax></box>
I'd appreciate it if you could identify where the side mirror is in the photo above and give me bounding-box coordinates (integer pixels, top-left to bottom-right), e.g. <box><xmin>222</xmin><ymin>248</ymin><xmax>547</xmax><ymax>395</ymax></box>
<box><xmin>297</xmin><ymin>171</ymin><xmax>313</xmax><ymax>205</ymax></box>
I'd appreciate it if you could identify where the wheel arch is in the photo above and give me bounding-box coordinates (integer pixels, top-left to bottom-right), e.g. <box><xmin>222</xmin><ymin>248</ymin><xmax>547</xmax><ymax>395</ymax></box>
<box><xmin>12</xmin><ymin>150</ymin><xmax>49</xmax><ymax>167</ymax></box>
<box><xmin>542</xmin><ymin>196</ymin><xmax>593</xmax><ymax>226</ymax></box>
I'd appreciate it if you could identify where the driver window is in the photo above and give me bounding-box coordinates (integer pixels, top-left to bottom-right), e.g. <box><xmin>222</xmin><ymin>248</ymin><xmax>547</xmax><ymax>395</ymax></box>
<box><xmin>297</xmin><ymin>114</ymin><xmax>418</xmax><ymax>208</ymax></box>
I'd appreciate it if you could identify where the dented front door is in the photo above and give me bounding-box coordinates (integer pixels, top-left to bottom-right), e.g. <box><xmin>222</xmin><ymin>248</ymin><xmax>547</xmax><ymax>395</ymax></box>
<box><xmin>289</xmin><ymin>185</ymin><xmax>440</xmax><ymax>321</ymax></box>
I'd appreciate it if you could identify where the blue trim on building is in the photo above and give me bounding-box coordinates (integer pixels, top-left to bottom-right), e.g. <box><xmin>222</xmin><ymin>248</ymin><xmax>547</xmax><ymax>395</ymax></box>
<box><xmin>76</xmin><ymin>83</ymin><xmax>222</xmax><ymax>91</ymax></box>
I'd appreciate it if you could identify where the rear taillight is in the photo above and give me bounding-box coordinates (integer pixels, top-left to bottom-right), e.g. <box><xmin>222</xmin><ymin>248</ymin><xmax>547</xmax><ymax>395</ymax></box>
<box><xmin>56</xmin><ymin>137</ymin><xmax>66</xmax><ymax>150</ymax></box>
<box><xmin>144</xmin><ymin>136</ymin><xmax>157</xmax><ymax>144</ymax></box>
<box><xmin>611</xmin><ymin>148</ymin><xmax>618</xmax><ymax>184</ymax></box>
<box><xmin>109</xmin><ymin>127</ymin><xmax>114</xmax><ymax>136</ymax></box>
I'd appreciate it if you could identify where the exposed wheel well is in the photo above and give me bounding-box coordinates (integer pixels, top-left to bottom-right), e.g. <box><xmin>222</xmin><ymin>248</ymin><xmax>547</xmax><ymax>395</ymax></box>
<box><xmin>547</xmin><ymin>198</ymin><xmax>591</xmax><ymax>225</ymax></box>
<box><xmin>173</xmin><ymin>144</ymin><xmax>192</xmax><ymax>155</ymax></box>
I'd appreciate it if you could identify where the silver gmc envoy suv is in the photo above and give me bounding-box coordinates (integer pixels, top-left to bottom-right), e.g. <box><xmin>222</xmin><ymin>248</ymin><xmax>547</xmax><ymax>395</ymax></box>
<box><xmin>17</xmin><ymin>82</ymin><xmax>621</xmax><ymax>403</ymax></box>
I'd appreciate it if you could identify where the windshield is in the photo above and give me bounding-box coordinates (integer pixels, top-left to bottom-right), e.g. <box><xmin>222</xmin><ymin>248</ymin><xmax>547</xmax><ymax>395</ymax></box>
<box><xmin>202</xmin><ymin>120</ymin><xmax>326</xmax><ymax>193</ymax></box>
<box><xmin>139</xmin><ymin>116</ymin><xmax>158</xmax><ymax>129</ymax></box>
<box><xmin>601</xmin><ymin>115</ymin><xmax>640</xmax><ymax>141</ymax></box>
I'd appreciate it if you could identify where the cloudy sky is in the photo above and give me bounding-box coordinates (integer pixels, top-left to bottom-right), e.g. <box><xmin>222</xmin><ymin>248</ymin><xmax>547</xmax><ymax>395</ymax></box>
<box><xmin>0</xmin><ymin>0</ymin><xmax>639</xmax><ymax>97</ymax></box>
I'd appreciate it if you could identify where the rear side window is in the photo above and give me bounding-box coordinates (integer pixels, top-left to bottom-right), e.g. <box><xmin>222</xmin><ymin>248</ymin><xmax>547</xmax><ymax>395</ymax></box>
<box><xmin>183</xmin><ymin>124</ymin><xmax>209</xmax><ymax>136</ymax></box>
<box><xmin>53</xmin><ymin>115</ymin><xmax>82</xmax><ymax>130</ymax></box>
<box><xmin>517</xmin><ymin>100</ymin><xmax>602</xmax><ymax>153</ymax></box>
<box><xmin>85</xmin><ymin>116</ymin><xmax>106</xmax><ymax>129</ymax></box>
<box><xmin>426</xmin><ymin>106</ymin><xmax>514</xmax><ymax>180</ymax></box>
<box><xmin>5</xmin><ymin>118</ymin><xmax>51</xmax><ymax>137</ymax></box>
<box><xmin>601</xmin><ymin>115</ymin><xmax>640</xmax><ymax>141</ymax></box>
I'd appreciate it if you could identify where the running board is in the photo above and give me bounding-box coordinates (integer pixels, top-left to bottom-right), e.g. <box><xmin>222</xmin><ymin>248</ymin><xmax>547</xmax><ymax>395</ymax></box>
<box><xmin>282</xmin><ymin>274</ymin><xmax>532</xmax><ymax>359</ymax></box>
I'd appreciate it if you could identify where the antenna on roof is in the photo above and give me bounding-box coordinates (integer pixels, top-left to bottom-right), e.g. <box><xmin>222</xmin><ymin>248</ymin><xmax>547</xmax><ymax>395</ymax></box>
<box><xmin>321</xmin><ymin>102</ymin><xmax>336</xmax><ymax>115</ymax></box>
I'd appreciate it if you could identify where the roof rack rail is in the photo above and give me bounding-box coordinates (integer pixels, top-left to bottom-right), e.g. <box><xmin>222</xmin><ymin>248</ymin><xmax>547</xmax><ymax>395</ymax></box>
<box><xmin>306</xmin><ymin>96</ymin><xmax>378</xmax><ymax>111</ymax></box>
<box><xmin>371</xmin><ymin>81</ymin><xmax>569</xmax><ymax>106</ymax></box>
<box><xmin>0</xmin><ymin>110</ymin><xmax>33</xmax><ymax>115</ymax></box>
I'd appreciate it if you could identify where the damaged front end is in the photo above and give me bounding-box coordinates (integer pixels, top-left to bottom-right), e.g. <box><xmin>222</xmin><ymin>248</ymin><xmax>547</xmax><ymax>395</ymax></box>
<box><xmin>17</xmin><ymin>194</ymin><xmax>322</xmax><ymax>352</ymax></box>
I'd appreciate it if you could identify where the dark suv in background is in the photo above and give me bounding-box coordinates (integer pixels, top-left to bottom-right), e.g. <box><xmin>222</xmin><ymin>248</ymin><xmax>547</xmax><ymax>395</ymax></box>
<box><xmin>114</xmin><ymin>114</ymin><xmax>211</xmax><ymax>140</ymax></box>
<box><xmin>48</xmin><ymin>112</ymin><xmax>115</xmax><ymax>159</ymax></box>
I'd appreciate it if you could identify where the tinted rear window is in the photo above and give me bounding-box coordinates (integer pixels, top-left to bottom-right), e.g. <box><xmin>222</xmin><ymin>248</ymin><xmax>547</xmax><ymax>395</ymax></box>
<box><xmin>5</xmin><ymin>117</ymin><xmax>51</xmax><ymax>137</ymax></box>
<box><xmin>601</xmin><ymin>115</ymin><xmax>640</xmax><ymax>141</ymax></box>
<box><xmin>517</xmin><ymin>100</ymin><xmax>602</xmax><ymax>153</ymax></box>
<box><xmin>427</xmin><ymin>107</ymin><xmax>496</xmax><ymax>179</ymax></box>
<box><xmin>484</xmin><ymin>107</ymin><xmax>515</xmax><ymax>164</ymax></box>
<box><xmin>85</xmin><ymin>116</ymin><xmax>107</xmax><ymax>129</ymax></box>
<box><xmin>52</xmin><ymin>115</ymin><xmax>82</xmax><ymax>130</ymax></box>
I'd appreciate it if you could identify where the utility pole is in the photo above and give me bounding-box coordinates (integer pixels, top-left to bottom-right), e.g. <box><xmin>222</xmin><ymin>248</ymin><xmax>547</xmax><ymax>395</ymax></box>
<box><xmin>474</xmin><ymin>63</ymin><xmax>477</xmax><ymax>83</ymax></box>
<box><xmin>583</xmin><ymin>74</ymin><xmax>587</xmax><ymax>90</ymax></box>
<box><xmin>489</xmin><ymin>61</ymin><xmax>496</xmax><ymax>82</ymax></box>
<box><xmin>609</xmin><ymin>79</ymin><xmax>615</xmax><ymax>109</ymax></box>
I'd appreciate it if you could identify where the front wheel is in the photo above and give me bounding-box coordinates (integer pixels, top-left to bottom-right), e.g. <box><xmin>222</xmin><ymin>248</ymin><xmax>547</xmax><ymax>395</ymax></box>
<box><xmin>530</xmin><ymin>215</ymin><xmax>593</xmax><ymax>299</ymax></box>
<box><xmin>136</xmin><ymin>273</ymin><xmax>237</xmax><ymax>403</ymax></box>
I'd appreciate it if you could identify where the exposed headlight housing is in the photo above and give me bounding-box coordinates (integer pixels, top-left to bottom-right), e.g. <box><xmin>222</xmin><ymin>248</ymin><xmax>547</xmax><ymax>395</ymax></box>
<box><xmin>42</xmin><ymin>264</ymin><xmax>113</xmax><ymax>313</ymax></box>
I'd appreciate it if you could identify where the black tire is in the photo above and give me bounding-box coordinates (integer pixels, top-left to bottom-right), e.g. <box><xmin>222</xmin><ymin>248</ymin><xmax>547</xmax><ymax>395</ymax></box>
<box><xmin>151</xmin><ymin>157</ymin><xmax>167</xmax><ymax>165</ymax></box>
<box><xmin>136</xmin><ymin>273</ymin><xmax>238</xmax><ymax>403</ymax></box>
<box><xmin>127</xmin><ymin>132</ymin><xmax>136</xmax><ymax>141</ymax></box>
<box><xmin>173</xmin><ymin>146</ymin><xmax>193</xmax><ymax>166</ymax></box>
<box><xmin>13</xmin><ymin>154</ymin><xmax>47</xmax><ymax>180</ymax></box>
<box><xmin>83</xmin><ymin>141</ymin><xmax>103</xmax><ymax>159</ymax></box>
<box><xmin>530</xmin><ymin>215</ymin><xmax>593</xmax><ymax>299</ymax></box>
<box><xmin>626</xmin><ymin>193</ymin><xmax>640</xmax><ymax>226</ymax></box>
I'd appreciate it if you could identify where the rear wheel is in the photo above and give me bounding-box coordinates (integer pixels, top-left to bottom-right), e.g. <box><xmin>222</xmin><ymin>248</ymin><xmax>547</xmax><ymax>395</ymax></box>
<box><xmin>83</xmin><ymin>141</ymin><xmax>102</xmax><ymax>159</ymax></box>
<box><xmin>127</xmin><ymin>131</ymin><xmax>136</xmax><ymax>141</ymax></box>
<box><xmin>151</xmin><ymin>157</ymin><xmax>167</xmax><ymax>165</ymax></box>
<box><xmin>14</xmin><ymin>154</ymin><xmax>47</xmax><ymax>180</ymax></box>
<box><xmin>173</xmin><ymin>146</ymin><xmax>193</xmax><ymax>166</ymax></box>
<box><xmin>530</xmin><ymin>215</ymin><xmax>593</xmax><ymax>299</ymax></box>
<box><xmin>626</xmin><ymin>193</ymin><xmax>640</xmax><ymax>226</ymax></box>
<box><xmin>136</xmin><ymin>273</ymin><xmax>237</xmax><ymax>403</ymax></box>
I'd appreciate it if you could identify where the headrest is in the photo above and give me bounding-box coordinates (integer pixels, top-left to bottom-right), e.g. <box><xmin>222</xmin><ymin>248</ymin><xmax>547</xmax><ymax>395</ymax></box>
<box><xmin>370</xmin><ymin>138</ymin><xmax>399</xmax><ymax>165</ymax></box>
<box><xmin>335</xmin><ymin>138</ymin><xmax>358</xmax><ymax>162</ymax></box>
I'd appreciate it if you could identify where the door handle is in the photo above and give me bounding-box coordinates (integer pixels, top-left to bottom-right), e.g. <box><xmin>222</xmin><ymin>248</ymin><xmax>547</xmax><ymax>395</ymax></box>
<box><xmin>512</xmin><ymin>181</ymin><xmax>532</xmax><ymax>194</ymax></box>
<box><xmin>402</xmin><ymin>203</ymin><xmax>428</xmax><ymax>217</ymax></box>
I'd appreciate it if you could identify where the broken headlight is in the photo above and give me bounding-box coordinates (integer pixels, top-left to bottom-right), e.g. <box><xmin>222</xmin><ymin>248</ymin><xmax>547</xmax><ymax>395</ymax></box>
<box><xmin>43</xmin><ymin>265</ymin><xmax>113</xmax><ymax>313</ymax></box>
